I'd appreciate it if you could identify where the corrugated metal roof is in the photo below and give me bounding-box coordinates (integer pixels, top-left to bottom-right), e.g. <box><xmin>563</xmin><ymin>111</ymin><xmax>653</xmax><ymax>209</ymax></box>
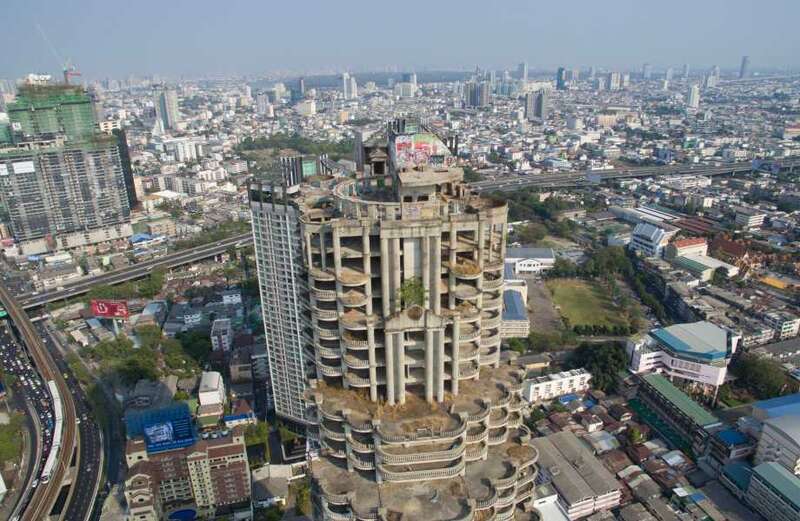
<box><xmin>641</xmin><ymin>373</ymin><xmax>720</xmax><ymax>428</ymax></box>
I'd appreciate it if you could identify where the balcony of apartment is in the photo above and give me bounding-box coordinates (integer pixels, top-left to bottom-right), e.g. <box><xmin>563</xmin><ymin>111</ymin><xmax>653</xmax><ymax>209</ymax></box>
<box><xmin>341</xmin><ymin>334</ymin><xmax>372</xmax><ymax>352</ymax></box>
<box><xmin>456</xmin><ymin>342</ymin><xmax>480</xmax><ymax>362</ymax></box>
<box><xmin>320</xmin><ymin>420</ymin><xmax>347</xmax><ymax>442</ymax></box>
<box><xmin>341</xmin><ymin>310</ymin><xmax>377</xmax><ymax>330</ymax></box>
<box><xmin>453</xmin><ymin>283</ymin><xmax>481</xmax><ymax>301</ymax></box>
<box><xmin>318</xmin><ymin>326</ymin><xmax>340</xmax><ymax>340</ymax></box>
<box><xmin>339</xmin><ymin>237</ymin><xmax>367</xmax><ymax>259</ymax></box>
<box><xmin>310</xmin><ymin>237</ymin><xmax>334</xmax><ymax>255</ymax></box>
<box><xmin>320</xmin><ymin>505</ymin><xmax>355</xmax><ymax>521</ymax></box>
<box><xmin>488</xmin><ymin>408</ymin><xmax>510</xmax><ymax>428</ymax></box>
<box><xmin>487</xmin><ymin>426</ymin><xmax>509</xmax><ymax>446</ymax></box>
<box><xmin>317</xmin><ymin>359</ymin><xmax>344</xmax><ymax>378</ymax></box>
<box><xmin>450</xmin><ymin>259</ymin><xmax>482</xmax><ymax>280</ymax></box>
<box><xmin>484</xmin><ymin>259</ymin><xmax>504</xmax><ymax>272</ymax></box>
<box><xmin>346</xmin><ymin>371</ymin><xmax>379</xmax><ymax>388</ymax></box>
<box><xmin>459</xmin><ymin>324</ymin><xmax>481</xmax><ymax>342</ymax></box>
<box><xmin>313</xmin><ymin>303</ymin><xmax>339</xmax><ymax>322</ymax></box>
<box><xmin>338</xmin><ymin>267</ymin><xmax>369</xmax><ymax>286</ymax></box>
<box><xmin>465</xmin><ymin>443</ymin><xmax>489</xmax><ymax>463</ymax></box>
<box><xmin>466</xmin><ymin>424</ymin><xmax>488</xmax><ymax>444</ymax></box>
<box><xmin>346</xmin><ymin>435</ymin><xmax>375</xmax><ymax>453</ymax></box>
<box><xmin>482</xmin><ymin>276</ymin><xmax>504</xmax><ymax>291</ymax></box>
<box><xmin>310</xmin><ymin>266</ymin><xmax>336</xmax><ymax>282</ymax></box>
<box><xmin>348</xmin><ymin>452</ymin><xmax>376</xmax><ymax>471</ymax></box>
<box><xmin>459</xmin><ymin>361</ymin><xmax>480</xmax><ymax>379</ymax></box>
<box><xmin>377</xmin><ymin>439</ymin><xmax>465</xmax><ymax>465</ymax></box>
<box><xmin>344</xmin><ymin>353</ymin><xmax>371</xmax><ymax>370</ymax></box>
<box><xmin>481</xmin><ymin>310</ymin><xmax>502</xmax><ymax>329</ymax></box>
<box><xmin>378</xmin><ymin>459</ymin><xmax>466</xmax><ymax>483</ymax></box>
<box><xmin>340</xmin><ymin>289</ymin><xmax>368</xmax><ymax>307</ymax></box>
<box><xmin>317</xmin><ymin>343</ymin><xmax>342</xmax><ymax>359</ymax></box>
<box><xmin>482</xmin><ymin>292</ymin><xmax>503</xmax><ymax>309</ymax></box>
<box><xmin>313</xmin><ymin>286</ymin><xmax>338</xmax><ymax>301</ymax></box>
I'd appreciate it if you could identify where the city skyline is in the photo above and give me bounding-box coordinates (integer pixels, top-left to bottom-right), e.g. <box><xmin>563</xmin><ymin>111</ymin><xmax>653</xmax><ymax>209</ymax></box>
<box><xmin>2</xmin><ymin>0</ymin><xmax>800</xmax><ymax>78</ymax></box>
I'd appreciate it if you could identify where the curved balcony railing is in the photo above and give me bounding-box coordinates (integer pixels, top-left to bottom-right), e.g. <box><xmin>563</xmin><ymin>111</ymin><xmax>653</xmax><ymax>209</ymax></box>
<box><xmin>378</xmin><ymin>460</ymin><xmax>465</xmax><ymax>482</ymax></box>
<box><xmin>320</xmin><ymin>423</ymin><xmax>346</xmax><ymax>441</ymax></box>
<box><xmin>465</xmin><ymin>406</ymin><xmax>490</xmax><ymax>424</ymax></box>
<box><xmin>347</xmin><ymin>436</ymin><xmax>375</xmax><ymax>453</ymax></box>
<box><xmin>466</xmin><ymin>426</ymin><xmax>488</xmax><ymax>443</ymax></box>
<box><xmin>314</xmin><ymin>288</ymin><xmax>337</xmax><ymax>300</ymax></box>
<box><xmin>314</xmin><ymin>308</ymin><xmax>339</xmax><ymax>321</ymax></box>
<box><xmin>341</xmin><ymin>290</ymin><xmax>368</xmax><ymax>307</ymax></box>
<box><xmin>317</xmin><ymin>345</ymin><xmax>342</xmax><ymax>358</ymax></box>
<box><xmin>319</xmin><ymin>490</ymin><xmax>350</xmax><ymax>505</ymax></box>
<box><xmin>318</xmin><ymin>328</ymin><xmax>339</xmax><ymax>340</ymax></box>
<box><xmin>459</xmin><ymin>363</ymin><xmax>479</xmax><ymax>379</ymax></box>
<box><xmin>317</xmin><ymin>362</ymin><xmax>344</xmax><ymax>378</ymax></box>
<box><xmin>482</xmin><ymin>295</ymin><xmax>503</xmax><ymax>309</ymax></box>
<box><xmin>337</xmin><ymin>267</ymin><xmax>369</xmax><ymax>286</ymax></box>
<box><xmin>377</xmin><ymin>418</ymin><xmax>466</xmax><ymax>443</ymax></box>
<box><xmin>349</xmin><ymin>453</ymin><xmax>375</xmax><ymax>471</ymax></box>
<box><xmin>484</xmin><ymin>260</ymin><xmax>504</xmax><ymax>272</ymax></box>
<box><xmin>310</xmin><ymin>267</ymin><xmax>336</xmax><ymax>281</ymax></box>
<box><xmin>482</xmin><ymin>277</ymin><xmax>504</xmax><ymax>291</ymax></box>
<box><xmin>341</xmin><ymin>333</ymin><xmax>369</xmax><ymax>349</ymax></box>
<box><xmin>322</xmin><ymin>506</ymin><xmax>355</xmax><ymax>521</ymax></box>
<box><xmin>465</xmin><ymin>444</ymin><xmax>488</xmax><ymax>462</ymax></box>
<box><xmin>319</xmin><ymin>404</ymin><xmax>345</xmax><ymax>422</ymax></box>
<box><xmin>488</xmin><ymin>427</ymin><xmax>509</xmax><ymax>446</ymax></box>
<box><xmin>377</xmin><ymin>440</ymin><xmax>464</xmax><ymax>465</ymax></box>
<box><xmin>488</xmin><ymin>410</ymin><xmax>510</xmax><ymax>428</ymax></box>
<box><xmin>480</xmin><ymin>334</ymin><xmax>502</xmax><ymax>348</ymax></box>
<box><xmin>346</xmin><ymin>373</ymin><xmax>373</xmax><ymax>388</ymax></box>
<box><xmin>344</xmin><ymin>355</ymin><xmax>370</xmax><ymax>369</ymax></box>
<box><xmin>482</xmin><ymin>314</ymin><xmax>502</xmax><ymax>329</ymax></box>
<box><xmin>474</xmin><ymin>488</ymin><xmax>498</xmax><ymax>510</ymax></box>
<box><xmin>459</xmin><ymin>327</ymin><xmax>480</xmax><ymax>342</ymax></box>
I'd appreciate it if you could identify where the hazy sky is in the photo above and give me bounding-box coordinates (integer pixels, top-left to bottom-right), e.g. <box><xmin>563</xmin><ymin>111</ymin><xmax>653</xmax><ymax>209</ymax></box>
<box><xmin>1</xmin><ymin>0</ymin><xmax>798</xmax><ymax>79</ymax></box>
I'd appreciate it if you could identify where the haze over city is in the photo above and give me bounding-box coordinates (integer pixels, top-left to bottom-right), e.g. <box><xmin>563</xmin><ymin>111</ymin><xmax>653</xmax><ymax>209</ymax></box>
<box><xmin>2</xmin><ymin>0</ymin><xmax>800</xmax><ymax>77</ymax></box>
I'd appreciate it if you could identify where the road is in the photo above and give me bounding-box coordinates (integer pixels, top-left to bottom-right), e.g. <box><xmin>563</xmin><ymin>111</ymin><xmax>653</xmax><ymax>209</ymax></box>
<box><xmin>18</xmin><ymin>233</ymin><xmax>251</xmax><ymax>309</ymax></box>
<box><xmin>470</xmin><ymin>159</ymin><xmax>800</xmax><ymax>192</ymax></box>
<box><xmin>37</xmin><ymin>320</ymin><xmax>104</xmax><ymax>521</ymax></box>
<box><xmin>0</xmin><ymin>283</ymin><xmax>78</xmax><ymax>521</ymax></box>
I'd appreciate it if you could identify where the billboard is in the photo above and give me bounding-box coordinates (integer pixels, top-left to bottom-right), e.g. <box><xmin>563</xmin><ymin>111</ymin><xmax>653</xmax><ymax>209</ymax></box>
<box><xmin>90</xmin><ymin>299</ymin><xmax>130</xmax><ymax>319</ymax></box>
<box><xmin>144</xmin><ymin>422</ymin><xmax>175</xmax><ymax>444</ymax></box>
<box><xmin>392</xmin><ymin>132</ymin><xmax>453</xmax><ymax>169</ymax></box>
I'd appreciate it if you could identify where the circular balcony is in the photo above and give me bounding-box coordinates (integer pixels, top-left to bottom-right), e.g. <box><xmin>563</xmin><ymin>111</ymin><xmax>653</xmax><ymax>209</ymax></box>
<box><xmin>451</xmin><ymin>260</ymin><xmax>482</xmax><ymax>280</ymax></box>
<box><xmin>338</xmin><ymin>267</ymin><xmax>369</xmax><ymax>286</ymax></box>
<box><xmin>453</xmin><ymin>284</ymin><xmax>481</xmax><ymax>301</ymax></box>
<box><xmin>341</xmin><ymin>310</ymin><xmax>376</xmax><ymax>331</ymax></box>
<box><xmin>340</xmin><ymin>290</ymin><xmax>368</xmax><ymax>307</ymax></box>
<box><xmin>310</xmin><ymin>267</ymin><xmax>335</xmax><ymax>282</ymax></box>
<box><xmin>481</xmin><ymin>312</ymin><xmax>502</xmax><ymax>329</ymax></box>
<box><xmin>341</xmin><ymin>332</ymin><xmax>369</xmax><ymax>350</ymax></box>
<box><xmin>346</xmin><ymin>372</ymin><xmax>372</xmax><ymax>388</ymax></box>
<box><xmin>318</xmin><ymin>328</ymin><xmax>339</xmax><ymax>340</ymax></box>
<box><xmin>317</xmin><ymin>361</ymin><xmax>344</xmax><ymax>378</ymax></box>
<box><xmin>482</xmin><ymin>294</ymin><xmax>503</xmax><ymax>309</ymax></box>
<box><xmin>313</xmin><ymin>287</ymin><xmax>337</xmax><ymax>301</ymax></box>
<box><xmin>313</xmin><ymin>307</ymin><xmax>339</xmax><ymax>321</ymax></box>
<box><xmin>344</xmin><ymin>354</ymin><xmax>370</xmax><ymax>369</ymax></box>
<box><xmin>482</xmin><ymin>277</ymin><xmax>504</xmax><ymax>291</ymax></box>
<box><xmin>317</xmin><ymin>344</ymin><xmax>342</xmax><ymax>358</ymax></box>
<box><xmin>484</xmin><ymin>260</ymin><xmax>504</xmax><ymax>272</ymax></box>
<box><xmin>459</xmin><ymin>325</ymin><xmax>480</xmax><ymax>342</ymax></box>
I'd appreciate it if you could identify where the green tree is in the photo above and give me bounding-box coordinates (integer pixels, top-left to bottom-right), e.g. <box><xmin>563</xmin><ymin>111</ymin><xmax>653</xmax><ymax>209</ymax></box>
<box><xmin>508</xmin><ymin>338</ymin><xmax>527</xmax><ymax>354</ymax></box>
<box><xmin>516</xmin><ymin>223</ymin><xmax>547</xmax><ymax>245</ymax></box>
<box><xmin>711</xmin><ymin>267</ymin><xmax>729</xmax><ymax>286</ymax></box>
<box><xmin>566</xmin><ymin>341</ymin><xmax>628</xmax><ymax>392</ymax></box>
<box><xmin>627</xmin><ymin>425</ymin><xmax>644</xmax><ymax>445</ymax></box>
<box><xmin>399</xmin><ymin>277</ymin><xmax>425</xmax><ymax>308</ymax></box>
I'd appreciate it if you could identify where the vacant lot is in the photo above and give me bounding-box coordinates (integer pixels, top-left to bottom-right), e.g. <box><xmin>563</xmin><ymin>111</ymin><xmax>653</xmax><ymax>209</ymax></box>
<box><xmin>546</xmin><ymin>278</ymin><xmax>628</xmax><ymax>328</ymax></box>
<box><xmin>0</xmin><ymin>411</ymin><xmax>24</xmax><ymax>466</ymax></box>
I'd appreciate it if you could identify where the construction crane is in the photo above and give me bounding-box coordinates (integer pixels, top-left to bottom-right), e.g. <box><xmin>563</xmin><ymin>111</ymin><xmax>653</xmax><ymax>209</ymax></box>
<box><xmin>62</xmin><ymin>59</ymin><xmax>81</xmax><ymax>85</ymax></box>
<box><xmin>36</xmin><ymin>22</ymin><xmax>81</xmax><ymax>85</ymax></box>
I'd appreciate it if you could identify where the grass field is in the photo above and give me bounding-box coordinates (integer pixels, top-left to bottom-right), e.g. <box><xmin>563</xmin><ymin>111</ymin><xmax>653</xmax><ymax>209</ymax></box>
<box><xmin>0</xmin><ymin>411</ymin><xmax>25</xmax><ymax>466</ymax></box>
<box><xmin>546</xmin><ymin>278</ymin><xmax>628</xmax><ymax>328</ymax></box>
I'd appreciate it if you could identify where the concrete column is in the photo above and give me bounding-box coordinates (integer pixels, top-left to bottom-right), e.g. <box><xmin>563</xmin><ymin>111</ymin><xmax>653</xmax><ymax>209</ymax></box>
<box><xmin>320</xmin><ymin>230</ymin><xmax>327</xmax><ymax>269</ymax></box>
<box><xmin>425</xmin><ymin>328</ymin><xmax>434</xmax><ymax>402</ymax></box>
<box><xmin>385</xmin><ymin>333</ymin><xmax>395</xmax><ymax>405</ymax></box>
<box><xmin>396</xmin><ymin>333</ymin><xmax>406</xmax><ymax>405</ymax></box>
<box><xmin>367</xmin><ymin>327</ymin><xmax>377</xmax><ymax>401</ymax></box>
<box><xmin>451</xmin><ymin>323</ymin><xmax>460</xmax><ymax>396</ymax></box>
<box><xmin>422</xmin><ymin>235</ymin><xmax>430</xmax><ymax>309</ymax></box>
<box><xmin>392</xmin><ymin>238</ymin><xmax>402</xmax><ymax>314</ymax></box>
<box><xmin>437</xmin><ymin>329</ymin><xmax>446</xmax><ymax>401</ymax></box>
<box><xmin>363</xmin><ymin>229</ymin><xmax>373</xmax><ymax>316</ymax></box>
<box><xmin>448</xmin><ymin>226</ymin><xmax>457</xmax><ymax>309</ymax></box>
<box><xmin>432</xmin><ymin>235</ymin><xmax>442</xmax><ymax>315</ymax></box>
<box><xmin>380</xmin><ymin>238</ymin><xmax>390</xmax><ymax>317</ymax></box>
<box><xmin>343</xmin><ymin>423</ymin><xmax>354</xmax><ymax>472</ymax></box>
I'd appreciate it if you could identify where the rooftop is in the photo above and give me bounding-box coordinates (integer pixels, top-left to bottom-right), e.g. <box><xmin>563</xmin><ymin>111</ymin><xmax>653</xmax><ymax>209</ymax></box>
<box><xmin>506</xmin><ymin>247</ymin><xmax>556</xmax><ymax>260</ymax></box>
<box><xmin>531</xmin><ymin>431</ymin><xmax>620</xmax><ymax>505</ymax></box>
<box><xmin>650</xmin><ymin>321</ymin><xmax>731</xmax><ymax>362</ymax></box>
<box><xmin>502</xmin><ymin>289</ymin><xmax>527</xmax><ymax>321</ymax></box>
<box><xmin>640</xmin><ymin>373</ymin><xmax>721</xmax><ymax>428</ymax></box>
<box><xmin>752</xmin><ymin>462</ymin><xmax>800</xmax><ymax>509</ymax></box>
<box><xmin>763</xmin><ymin>414</ymin><xmax>800</xmax><ymax>446</ymax></box>
<box><xmin>752</xmin><ymin>392</ymin><xmax>800</xmax><ymax>419</ymax></box>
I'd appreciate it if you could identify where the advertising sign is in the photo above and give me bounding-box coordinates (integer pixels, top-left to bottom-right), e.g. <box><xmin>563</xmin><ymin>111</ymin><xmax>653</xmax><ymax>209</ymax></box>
<box><xmin>90</xmin><ymin>299</ymin><xmax>130</xmax><ymax>319</ymax></box>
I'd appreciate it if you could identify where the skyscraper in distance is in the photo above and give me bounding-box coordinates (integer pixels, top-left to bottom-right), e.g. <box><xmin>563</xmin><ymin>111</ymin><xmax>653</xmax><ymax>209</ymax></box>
<box><xmin>155</xmin><ymin>88</ymin><xmax>180</xmax><ymax>130</ymax></box>
<box><xmin>556</xmin><ymin>67</ymin><xmax>568</xmax><ymax>90</ymax></box>
<box><xmin>525</xmin><ymin>89</ymin><xmax>548</xmax><ymax>122</ymax></box>
<box><xmin>739</xmin><ymin>55</ymin><xmax>750</xmax><ymax>79</ymax></box>
<box><xmin>687</xmin><ymin>84</ymin><xmax>700</xmax><ymax>109</ymax></box>
<box><xmin>642</xmin><ymin>63</ymin><xmax>653</xmax><ymax>80</ymax></box>
<box><xmin>518</xmin><ymin>61</ymin><xmax>528</xmax><ymax>82</ymax></box>
<box><xmin>682</xmin><ymin>63</ymin><xmax>690</xmax><ymax>79</ymax></box>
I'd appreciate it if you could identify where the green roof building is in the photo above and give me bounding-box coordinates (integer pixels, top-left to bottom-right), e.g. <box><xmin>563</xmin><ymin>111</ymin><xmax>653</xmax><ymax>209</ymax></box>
<box><xmin>746</xmin><ymin>462</ymin><xmax>800</xmax><ymax>521</ymax></box>
<box><xmin>4</xmin><ymin>84</ymin><xmax>96</xmax><ymax>142</ymax></box>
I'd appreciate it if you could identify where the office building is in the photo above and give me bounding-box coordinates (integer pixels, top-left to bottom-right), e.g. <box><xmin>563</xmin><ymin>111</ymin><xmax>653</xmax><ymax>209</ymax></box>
<box><xmin>524</xmin><ymin>89</ymin><xmax>548</xmax><ymax>122</ymax></box>
<box><xmin>745</xmin><ymin>462</ymin><xmax>800</xmax><ymax>521</ymax></box>
<box><xmin>252</xmin><ymin>119</ymin><xmax>540</xmax><ymax>520</ymax></box>
<box><xmin>124</xmin><ymin>405</ymin><xmax>251</xmax><ymax>520</ymax></box>
<box><xmin>627</xmin><ymin>321</ymin><xmax>739</xmax><ymax>396</ymax></box>
<box><xmin>464</xmin><ymin>80</ymin><xmax>491</xmax><ymax>107</ymax></box>
<box><xmin>687</xmin><ymin>84</ymin><xmax>700</xmax><ymax>110</ymax></box>
<box><xmin>642</xmin><ymin>62</ymin><xmax>653</xmax><ymax>80</ymax></box>
<box><xmin>556</xmin><ymin>67</ymin><xmax>568</xmax><ymax>90</ymax></box>
<box><xmin>342</xmin><ymin>73</ymin><xmax>357</xmax><ymax>100</ymax></box>
<box><xmin>155</xmin><ymin>88</ymin><xmax>180</xmax><ymax>130</ymax></box>
<box><xmin>739</xmin><ymin>55</ymin><xmax>751</xmax><ymax>79</ymax></box>
<box><xmin>518</xmin><ymin>61</ymin><xmax>528</xmax><ymax>82</ymax></box>
<box><xmin>755</xmin><ymin>414</ymin><xmax>800</xmax><ymax>475</ymax></box>
<box><xmin>607</xmin><ymin>72</ymin><xmax>621</xmax><ymax>91</ymax></box>
<box><xmin>734</xmin><ymin>206</ymin><xmax>766</xmax><ymax>229</ymax></box>
<box><xmin>532</xmin><ymin>431</ymin><xmax>622</xmax><ymax>520</ymax></box>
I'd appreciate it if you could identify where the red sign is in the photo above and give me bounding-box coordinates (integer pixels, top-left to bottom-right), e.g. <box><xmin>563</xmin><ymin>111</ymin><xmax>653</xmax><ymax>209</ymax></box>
<box><xmin>90</xmin><ymin>299</ymin><xmax>129</xmax><ymax>319</ymax></box>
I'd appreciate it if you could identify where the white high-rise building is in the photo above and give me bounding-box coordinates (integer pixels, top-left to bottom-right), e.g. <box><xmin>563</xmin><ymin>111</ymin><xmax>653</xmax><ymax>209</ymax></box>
<box><xmin>155</xmin><ymin>88</ymin><xmax>180</xmax><ymax>130</ymax></box>
<box><xmin>249</xmin><ymin>185</ymin><xmax>313</xmax><ymax>427</ymax></box>
<box><xmin>687</xmin><ymin>84</ymin><xmax>700</xmax><ymax>110</ymax></box>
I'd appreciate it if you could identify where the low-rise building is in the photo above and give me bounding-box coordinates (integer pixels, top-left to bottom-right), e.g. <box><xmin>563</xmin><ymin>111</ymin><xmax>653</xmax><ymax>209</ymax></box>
<box><xmin>629</xmin><ymin>222</ymin><xmax>678</xmax><ymax>258</ymax></box>
<box><xmin>505</xmin><ymin>247</ymin><xmax>556</xmax><ymax>274</ymax></box>
<box><xmin>210</xmin><ymin>318</ymin><xmax>233</xmax><ymax>352</ymax></box>
<box><xmin>764</xmin><ymin>311</ymin><xmax>800</xmax><ymax>341</ymax></box>
<box><xmin>531</xmin><ymin>431</ymin><xmax>622</xmax><ymax>520</ymax></box>
<box><xmin>501</xmin><ymin>289</ymin><xmax>530</xmax><ymax>338</ymax></box>
<box><xmin>627</xmin><ymin>321</ymin><xmax>739</xmax><ymax>396</ymax></box>
<box><xmin>665</xmin><ymin>237</ymin><xmax>708</xmax><ymax>260</ymax></box>
<box><xmin>746</xmin><ymin>462</ymin><xmax>800</xmax><ymax>521</ymax></box>
<box><xmin>198</xmin><ymin>371</ymin><xmax>225</xmax><ymax>407</ymax></box>
<box><xmin>523</xmin><ymin>369</ymin><xmax>592</xmax><ymax>403</ymax></box>
<box><xmin>755</xmin><ymin>414</ymin><xmax>800</xmax><ymax>475</ymax></box>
